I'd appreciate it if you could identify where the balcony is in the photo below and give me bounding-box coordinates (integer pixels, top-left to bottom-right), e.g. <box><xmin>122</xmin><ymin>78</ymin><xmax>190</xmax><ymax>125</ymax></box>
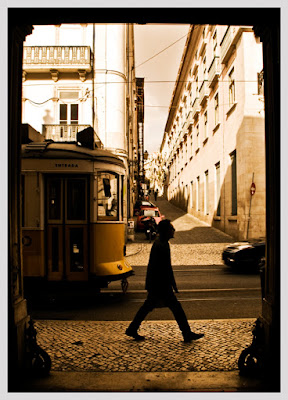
<box><xmin>43</xmin><ymin>124</ymin><xmax>90</xmax><ymax>142</ymax></box>
<box><xmin>199</xmin><ymin>80</ymin><xmax>209</xmax><ymax>106</ymax></box>
<box><xmin>191</xmin><ymin>97</ymin><xmax>200</xmax><ymax>120</ymax></box>
<box><xmin>220</xmin><ymin>27</ymin><xmax>237</xmax><ymax>64</ymax></box>
<box><xmin>182</xmin><ymin>121</ymin><xmax>189</xmax><ymax>135</ymax></box>
<box><xmin>186</xmin><ymin>110</ymin><xmax>193</xmax><ymax>127</ymax></box>
<box><xmin>23</xmin><ymin>46</ymin><xmax>92</xmax><ymax>81</ymax></box>
<box><xmin>191</xmin><ymin>60</ymin><xmax>199</xmax><ymax>77</ymax></box>
<box><xmin>208</xmin><ymin>56</ymin><xmax>220</xmax><ymax>88</ymax></box>
<box><xmin>219</xmin><ymin>26</ymin><xmax>253</xmax><ymax>65</ymax></box>
<box><xmin>199</xmin><ymin>38</ymin><xmax>208</xmax><ymax>57</ymax></box>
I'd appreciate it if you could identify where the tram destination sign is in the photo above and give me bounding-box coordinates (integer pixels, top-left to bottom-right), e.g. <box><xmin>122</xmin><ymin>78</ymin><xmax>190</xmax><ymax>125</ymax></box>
<box><xmin>21</xmin><ymin>159</ymin><xmax>94</xmax><ymax>172</ymax></box>
<box><xmin>55</xmin><ymin>163</ymin><xmax>79</xmax><ymax>168</ymax></box>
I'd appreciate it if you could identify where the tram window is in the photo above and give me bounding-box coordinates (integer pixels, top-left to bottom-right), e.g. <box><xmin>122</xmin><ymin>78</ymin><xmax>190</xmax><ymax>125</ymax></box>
<box><xmin>51</xmin><ymin>227</ymin><xmax>59</xmax><ymax>272</ymax></box>
<box><xmin>48</xmin><ymin>179</ymin><xmax>62</xmax><ymax>220</ymax></box>
<box><xmin>97</xmin><ymin>173</ymin><xmax>119</xmax><ymax>220</ymax></box>
<box><xmin>103</xmin><ymin>178</ymin><xmax>111</xmax><ymax>197</ymax></box>
<box><xmin>69</xmin><ymin>228</ymin><xmax>84</xmax><ymax>272</ymax></box>
<box><xmin>67</xmin><ymin>179</ymin><xmax>86</xmax><ymax>221</ymax></box>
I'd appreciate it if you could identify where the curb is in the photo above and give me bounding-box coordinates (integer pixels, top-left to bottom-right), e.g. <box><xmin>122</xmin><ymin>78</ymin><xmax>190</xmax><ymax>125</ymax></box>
<box><xmin>17</xmin><ymin>370</ymin><xmax>268</xmax><ymax>392</ymax></box>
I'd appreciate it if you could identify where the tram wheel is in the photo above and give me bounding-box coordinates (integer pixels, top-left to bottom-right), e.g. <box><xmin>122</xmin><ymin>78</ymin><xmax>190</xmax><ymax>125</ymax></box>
<box><xmin>121</xmin><ymin>278</ymin><xmax>128</xmax><ymax>294</ymax></box>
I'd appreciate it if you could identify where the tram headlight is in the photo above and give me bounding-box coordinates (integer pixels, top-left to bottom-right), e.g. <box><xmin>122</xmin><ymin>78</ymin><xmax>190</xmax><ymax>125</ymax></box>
<box><xmin>117</xmin><ymin>264</ymin><xmax>123</xmax><ymax>271</ymax></box>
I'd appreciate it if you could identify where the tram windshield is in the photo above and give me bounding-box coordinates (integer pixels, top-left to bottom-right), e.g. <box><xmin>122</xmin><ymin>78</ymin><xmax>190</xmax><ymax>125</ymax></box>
<box><xmin>97</xmin><ymin>172</ymin><xmax>119</xmax><ymax>221</ymax></box>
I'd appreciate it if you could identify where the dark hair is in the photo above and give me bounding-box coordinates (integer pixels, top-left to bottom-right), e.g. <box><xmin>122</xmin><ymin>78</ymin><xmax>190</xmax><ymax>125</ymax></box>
<box><xmin>157</xmin><ymin>219</ymin><xmax>172</xmax><ymax>235</ymax></box>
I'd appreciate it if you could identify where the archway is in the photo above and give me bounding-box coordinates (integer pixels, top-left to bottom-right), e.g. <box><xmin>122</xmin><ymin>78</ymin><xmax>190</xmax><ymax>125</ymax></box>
<box><xmin>8</xmin><ymin>8</ymin><xmax>280</xmax><ymax>390</ymax></box>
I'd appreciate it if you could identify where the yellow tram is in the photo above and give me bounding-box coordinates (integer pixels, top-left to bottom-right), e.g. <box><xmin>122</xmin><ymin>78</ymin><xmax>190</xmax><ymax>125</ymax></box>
<box><xmin>21</xmin><ymin>130</ymin><xmax>133</xmax><ymax>292</ymax></box>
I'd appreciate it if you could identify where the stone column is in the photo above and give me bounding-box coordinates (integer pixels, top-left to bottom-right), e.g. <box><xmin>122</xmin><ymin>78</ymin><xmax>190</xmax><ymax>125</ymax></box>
<box><xmin>8</xmin><ymin>22</ymin><xmax>33</xmax><ymax>389</ymax></box>
<box><xmin>253</xmin><ymin>21</ymin><xmax>280</xmax><ymax>389</ymax></box>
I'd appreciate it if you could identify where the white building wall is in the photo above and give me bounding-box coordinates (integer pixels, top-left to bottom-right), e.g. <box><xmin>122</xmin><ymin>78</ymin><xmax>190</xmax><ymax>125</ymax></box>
<box><xmin>161</xmin><ymin>25</ymin><xmax>265</xmax><ymax>240</ymax></box>
<box><xmin>94</xmin><ymin>25</ymin><xmax>126</xmax><ymax>152</ymax></box>
<box><xmin>23</xmin><ymin>24</ymin><xmax>127</xmax><ymax>153</ymax></box>
<box><xmin>22</xmin><ymin>82</ymin><xmax>93</xmax><ymax>132</ymax></box>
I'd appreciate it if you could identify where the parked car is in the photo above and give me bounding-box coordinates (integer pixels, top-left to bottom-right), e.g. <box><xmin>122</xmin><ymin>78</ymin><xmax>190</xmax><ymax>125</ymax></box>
<box><xmin>222</xmin><ymin>238</ymin><xmax>266</xmax><ymax>271</ymax></box>
<box><xmin>136</xmin><ymin>206</ymin><xmax>165</xmax><ymax>230</ymax></box>
<box><xmin>134</xmin><ymin>200</ymin><xmax>156</xmax><ymax>216</ymax></box>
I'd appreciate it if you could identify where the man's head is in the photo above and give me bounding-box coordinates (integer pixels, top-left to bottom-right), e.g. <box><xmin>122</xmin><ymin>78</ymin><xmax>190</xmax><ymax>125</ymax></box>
<box><xmin>157</xmin><ymin>219</ymin><xmax>175</xmax><ymax>240</ymax></box>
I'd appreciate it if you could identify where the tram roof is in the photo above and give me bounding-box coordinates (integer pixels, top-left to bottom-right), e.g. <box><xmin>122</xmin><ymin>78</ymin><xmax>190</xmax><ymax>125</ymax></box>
<box><xmin>21</xmin><ymin>141</ymin><xmax>125</xmax><ymax>168</ymax></box>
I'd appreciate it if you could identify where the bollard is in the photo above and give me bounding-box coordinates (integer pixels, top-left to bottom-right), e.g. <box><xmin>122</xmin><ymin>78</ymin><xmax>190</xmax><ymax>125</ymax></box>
<box><xmin>127</xmin><ymin>218</ymin><xmax>135</xmax><ymax>241</ymax></box>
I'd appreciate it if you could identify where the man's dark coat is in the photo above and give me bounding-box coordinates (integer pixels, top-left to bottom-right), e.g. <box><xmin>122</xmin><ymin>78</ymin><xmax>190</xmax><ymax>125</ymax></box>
<box><xmin>145</xmin><ymin>237</ymin><xmax>178</xmax><ymax>296</ymax></box>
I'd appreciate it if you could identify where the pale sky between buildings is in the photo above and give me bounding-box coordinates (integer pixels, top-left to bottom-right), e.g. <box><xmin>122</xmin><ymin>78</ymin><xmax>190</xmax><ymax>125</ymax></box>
<box><xmin>134</xmin><ymin>24</ymin><xmax>190</xmax><ymax>154</ymax></box>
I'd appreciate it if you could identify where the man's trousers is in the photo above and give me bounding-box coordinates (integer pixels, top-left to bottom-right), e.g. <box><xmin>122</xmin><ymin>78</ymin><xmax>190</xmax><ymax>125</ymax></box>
<box><xmin>128</xmin><ymin>292</ymin><xmax>192</xmax><ymax>338</ymax></box>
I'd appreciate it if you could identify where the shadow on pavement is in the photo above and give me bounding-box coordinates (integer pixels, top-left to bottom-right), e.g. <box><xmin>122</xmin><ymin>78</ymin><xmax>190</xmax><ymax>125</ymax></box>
<box><xmin>134</xmin><ymin>226</ymin><xmax>231</xmax><ymax>245</ymax></box>
<box><xmin>135</xmin><ymin>197</ymin><xmax>233</xmax><ymax>245</ymax></box>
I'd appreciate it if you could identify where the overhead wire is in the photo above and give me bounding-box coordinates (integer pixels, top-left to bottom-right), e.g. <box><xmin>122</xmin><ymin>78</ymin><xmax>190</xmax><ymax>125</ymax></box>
<box><xmin>23</xmin><ymin>79</ymin><xmax>260</xmax><ymax>85</ymax></box>
<box><xmin>24</xmin><ymin>90</ymin><xmax>91</xmax><ymax>106</ymax></box>
<box><xmin>135</xmin><ymin>32</ymin><xmax>189</xmax><ymax>69</ymax></box>
<box><xmin>24</xmin><ymin>79</ymin><xmax>260</xmax><ymax>107</ymax></box>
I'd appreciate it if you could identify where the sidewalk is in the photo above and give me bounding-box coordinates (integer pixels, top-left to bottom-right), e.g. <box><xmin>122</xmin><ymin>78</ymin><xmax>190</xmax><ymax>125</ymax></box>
<box><xmin>16</xmin><ymin>318</ymin><xmax>270</xmax><ymax>392</ymax></box>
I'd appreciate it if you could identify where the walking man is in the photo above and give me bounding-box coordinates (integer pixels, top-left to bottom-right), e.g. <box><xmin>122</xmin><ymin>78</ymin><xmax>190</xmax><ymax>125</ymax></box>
<box><xmin>154</xmin><ymin>188</ymin><xmax>158</xmax><ymax>201</ymax></box>
<box><xmin>126</xmin><ymin>219</ymin><xmax>204</xmax><ymax>342</ymax></box>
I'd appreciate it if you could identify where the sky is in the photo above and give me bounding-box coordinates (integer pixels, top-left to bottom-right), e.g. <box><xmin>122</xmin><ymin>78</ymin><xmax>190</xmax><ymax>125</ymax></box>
<box><xmin>134</xmin><ymin>24</ymin><xmax>190</xmax><ymax>154</ymax></box>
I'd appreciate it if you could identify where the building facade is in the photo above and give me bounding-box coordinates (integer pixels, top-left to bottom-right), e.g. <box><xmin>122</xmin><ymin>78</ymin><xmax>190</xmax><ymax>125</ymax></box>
<box><xmin>161</xmin><ymin>25</ymin><xmax>265</xmax><ymax>240</ymax></box>
<box><xmin>136</xmin><ymin>77</ymin><xmax>145</xmax><ymax>191</ymax></box>
<box><xmin>144</xmin><ymin>151</ymin><xmax>166</xmax><ymax>198</ymax></box>
<box><xmin>22</xmin><ymin>23</ymin><xmax>139</xmax><ymax>222</ymax></box>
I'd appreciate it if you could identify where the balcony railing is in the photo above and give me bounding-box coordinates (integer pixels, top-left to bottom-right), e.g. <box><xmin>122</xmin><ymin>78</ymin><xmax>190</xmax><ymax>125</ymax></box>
<box><xmin>191</xmin><ymin>60</ymin><xmax>199</xmax><ymax>77</ymax></box>
<box><xmin>43</xmin><ymin>124</ymin><xmax>90</xmax><ymax>142</ymax></box>
<box><xmin>23</xmin><ymin>46</ymin><xmax>92</xmax><ymax>72</ymax></box>
<box><xmin>208</xmin><ymin>56</ymin><xmax>220</xmax><ymax>88</ymax></box>
<box><xmin>220</xmin><ymin>26</ymin><xmax>238</xmax><ymax>65</ymax></box>
<box><xmin>199</xmin><ymin>38</ymin><xmax>208</xmax><ymax>57</ymax></box>
<box><xmin>182</xmin><ymin>122</ymin><xmax>188</xmax><ymax>135</ymax></box>
<box><xmin>199</xmin><ymin>80</ymin><xmax>209</xmax><ymax>106</ymax></box>
<box><xmin>186</xmin><ymin>111</ymin><xmax>193</xmax><ymax>128</ymax></box>
<box><xmin>191</xmin><ymin>97</ymin><xmax>200</xmax><ymax>119</ymax></box>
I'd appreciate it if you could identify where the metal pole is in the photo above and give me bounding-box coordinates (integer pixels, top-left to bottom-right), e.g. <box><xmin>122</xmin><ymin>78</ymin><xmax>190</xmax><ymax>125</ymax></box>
<box><xmin>246</xmin><ymin>172</ymin><xmax>254</xmax><ymax>239</ymax></box>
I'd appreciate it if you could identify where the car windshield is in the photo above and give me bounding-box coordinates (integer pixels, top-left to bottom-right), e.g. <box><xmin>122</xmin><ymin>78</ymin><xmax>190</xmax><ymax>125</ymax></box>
<box><xmin>142</xmin><ymin>209</ymin><xmax>159</xmax><ymax>217</ymax></box>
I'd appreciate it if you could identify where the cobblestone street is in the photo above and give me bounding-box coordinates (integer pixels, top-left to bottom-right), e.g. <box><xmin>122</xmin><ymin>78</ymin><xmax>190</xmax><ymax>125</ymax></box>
<box><xmin>35</xmin><ymin>319</ymin><xmax>254</xmax><ymax>373</ymax></box>
<box><xmin>128</xmin><ymin>197</ymin><xmax>233</xmax><ymax>267</ymax></box>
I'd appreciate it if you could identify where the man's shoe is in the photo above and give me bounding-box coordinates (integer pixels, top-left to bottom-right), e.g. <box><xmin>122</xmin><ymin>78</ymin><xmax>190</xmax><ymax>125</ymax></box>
<box><xmin>125</xmin><ymin>328</ymin><xmax>145</xmax><ymax>341</ymax></box>
<box><xmin>183</xmin><ymin>332</ymin><xmax>204</xmax><ymax>342</ymax></box>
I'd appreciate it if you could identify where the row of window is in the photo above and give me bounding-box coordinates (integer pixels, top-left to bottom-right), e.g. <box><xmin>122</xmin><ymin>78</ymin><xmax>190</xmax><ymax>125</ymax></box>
<box><xmin>46</xmin><ymin>172</ymin><xmax>120</xmax><ymax>223</ymax></box>
<box><xmin>167</xmin><ymin>67</ymin><xmax>236</xmax><ymax>159</ymax></box>
<box><xmin>169</xmin><ymin>27</ymin><xmax>231</xmax><ymax>140</ymax></box>
<box><xmin>169</xmin><ymin>151</ymin><xmax>237</xmax><ymax>217</ymax></box>
<box><xmin>167</xmin><ymin>66</ymin><xmax>236</xmax><ymax>178</ymax></box>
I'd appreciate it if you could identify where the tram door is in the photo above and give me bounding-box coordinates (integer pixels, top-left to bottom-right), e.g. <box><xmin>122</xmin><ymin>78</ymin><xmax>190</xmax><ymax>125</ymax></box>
<box><xmin>46</xmin><ymin>176</ymin><xmax>89</xmax><ymax>281</ymax></box>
